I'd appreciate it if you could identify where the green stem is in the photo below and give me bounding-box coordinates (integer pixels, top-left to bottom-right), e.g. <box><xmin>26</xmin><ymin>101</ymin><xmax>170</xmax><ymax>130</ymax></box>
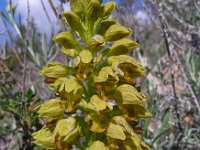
<box><xmin>74</xmin><ymin>141</ymin><xmax>85</xmax><ymax>150</ymax></box>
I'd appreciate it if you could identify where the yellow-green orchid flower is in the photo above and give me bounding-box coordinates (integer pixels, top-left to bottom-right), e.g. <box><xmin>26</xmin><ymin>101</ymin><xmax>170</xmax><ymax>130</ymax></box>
<box><xmin>35</xmin><ymin>99</ymin><xmax>66</xmax><ymax>121</ymax></box>
<box><xmin>32</xmin><ymin>127</ymin><xmax>55</xmax><ymax>150</ymax></box>
<box><xmin>40</xmin><ymin>62</ymin><xmax>68</xmax><ymax>79</ymax></box>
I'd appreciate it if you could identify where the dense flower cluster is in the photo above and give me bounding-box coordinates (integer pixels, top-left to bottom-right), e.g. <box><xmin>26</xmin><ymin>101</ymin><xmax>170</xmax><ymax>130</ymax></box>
<box><xmin>32</xmin><ymin>0</ymin><xmax>151</xmax><ymax>149</ymax></box>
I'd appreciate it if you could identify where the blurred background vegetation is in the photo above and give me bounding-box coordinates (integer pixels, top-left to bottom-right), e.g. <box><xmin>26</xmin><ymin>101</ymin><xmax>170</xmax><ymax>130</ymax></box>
<box><xmin>0</xmin><ymin>0</ymin><xmax>200</xmax><ymax>149</ymax></box>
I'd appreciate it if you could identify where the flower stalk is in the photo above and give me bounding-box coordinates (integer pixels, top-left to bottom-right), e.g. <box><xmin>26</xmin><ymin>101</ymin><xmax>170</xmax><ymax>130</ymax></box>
<box><xmin>32</xmin><ymin>0</ymin><xmax>151</xmax><ymax>149</ymax></box>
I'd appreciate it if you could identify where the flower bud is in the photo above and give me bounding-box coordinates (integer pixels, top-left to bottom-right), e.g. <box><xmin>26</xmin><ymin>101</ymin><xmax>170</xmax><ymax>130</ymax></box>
<box><xmin>109</xmin><ymin>38</ymin><xmax>140</xmax><ymax>56</ymax></box>
<box><xmin>102</xmin><ymin>2</ymin><xmax>116</xmax><ymax>20</ymax></box>
<box><xmin>63</xmin><ymin>12</ymin><xmax>84</xmax><ymax>38</ymax></box>
<box><xmin>36</xmin><ymin>99</ymin><xmax>66</xmax><ymax>121</ymax></box>
<box><xmin>53</xmin><ymin>118</ymin><xmax>79</xmax><ymax>144</ymax></box>
<box><xmin>98</xmin><ymin>18</ymin><xmax>116</xmax><ymax>35</ymax></box>
<box><xmin>105</xmin><ymin>25</ymin><xmax>132</xmax><ymax>41</ymax></box>
<box><xmin>53</xmin><ymin>32</ymin><xmax>82</xmax><ymax>51</ymax></box>
<box><xmin>40</xmin><ymin>62</ymin><xmax>68</xmax><ymax>79</ymax></box>
<box><xmin>87</xmin><ymin>0</ymin><xmax>101</xmax><ymax>21</ymax></box>
<box><xmin>70</xmin><ymin>0</ymin><xmax>84</xmax><ymax>15</ymax></box>
<box><xmin>87</xmin><ymin>35</ymin><xmax>105</xmax><ymax>52</ymax></box>
<box><xmin>61</xmin><ymin>47</ymin><xmax>79</xmax><ymax>58</ymax></box>
<box><xmin>32</xmin><ymin>127</ymin><xmax>54</xmax><ymax>150</ymax></box>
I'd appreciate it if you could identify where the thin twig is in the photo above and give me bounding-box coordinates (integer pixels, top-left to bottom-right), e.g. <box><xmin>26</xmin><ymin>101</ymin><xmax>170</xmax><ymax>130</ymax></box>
<box><xmin>48</xmin><ymin>0</ymin><xmax>59</xmax><ymax>18</ymax></box>
<box><xmin>22</xmin><ymin>0</ymin><xmax>30</xmax><ymax>120</ymax></box>
<box><xmin>21</xmin><ymin>1</ymin><xmax>33</xmax><ymax>150</ymax></box>
<box><xmin>162</xmin><ymin>2</ymin><xmax>196</xmax><ymax>31</ymax></box>
<box><xmin>152</xmin><ymin>0</ymin><xmax>183</xmax><ymax>147</ymax></box>
<box><xmin>171</xmin><ymin>42</ymin><xmax>200</xmax><ymax>113</ymax></box>
<box><xmin>0</xmin><ymin>59</ymin><xmax>22</xmax><ymax>89</ymax></box>
<box><xmin>48</xmin><ymin>0</ymin><xmax>65</xmax><ymax>31</ymax></box>
<box><xmin>22</xmin><ymin>40</ymin><xmax>28</xmax><ymax>119</ymax></box>
<box><xmin>193</xmin><ymin>0</ymin><xmax>200</xmax><ymax>13</ymax></box>
<box><xmin>153</xmin><ymin>0</ymin><xmax>178</xmax><ymax>99</ymax></box>
<box><xmin>0</xmin><ymin>12</ymin><xmax>23</xmax><ymax>66</ymax></box>
<box><xmin>40</xmin><ymin>0</ymin><xmax>51</xmax><ymax>23</ymax></box>
<box><xmin>0</xmin><ymin>80</ymin><xmax>13</xmax><ymax>99</ymax></box>
<box><xmin>0</xmin><ymin>14</ymin><xmax>13</xmax><ymax>42</ymax></box>
<box><xmin>142</xmin><ymin>0</ymin><xmax>162</xmax><ymax>32</ymax></box>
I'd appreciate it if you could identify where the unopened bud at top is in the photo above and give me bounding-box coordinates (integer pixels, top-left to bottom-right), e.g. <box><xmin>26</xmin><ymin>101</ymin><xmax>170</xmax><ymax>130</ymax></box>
<box><xmin>102</xmin><ymin>2</ymin><xmax>116</xmax><ymax>20</ymax></box>
<box><xmin>69</xmin><ymin>0</ymin><xmax>84</xmax><ymax>15</ymax></box>
<box><xmin>63</xmin><ymin>12</ymin><xmax>84</xmax><ymax>38</ymax></box>
<box><xmin>87</xmin><ymin>0</ymin><xmax>101</xmax><ymax>21</ymax></box>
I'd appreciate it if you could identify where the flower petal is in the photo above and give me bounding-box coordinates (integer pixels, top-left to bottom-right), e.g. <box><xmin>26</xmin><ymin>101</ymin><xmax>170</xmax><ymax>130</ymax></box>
<box><xmin>114</xmin><ymin>84</ymin><xmax>146</xmax><ymax>105</ymax></box>
<box><xmin>86</xmin><ymin>141</ymin><xmax>109</xmax><ymax>150</ymax></box>
<box><xmin>106</xmin><ymin>122</ymin><xmax>126</xmax><ymax>140</ymax></box>
<box><xmin>108</xmin><ymin>55</ymin><xmax>146</xmax><ymax>78</ymax></box>
<box><xmin>53</xmin><ymin>118</ymin><xmax>79</xmax><ymax>144</ymax></box>
<box><xmin>32</xmin><ymin>127</ymin><xmax>54</xmax><ymax>150</ymax></box>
